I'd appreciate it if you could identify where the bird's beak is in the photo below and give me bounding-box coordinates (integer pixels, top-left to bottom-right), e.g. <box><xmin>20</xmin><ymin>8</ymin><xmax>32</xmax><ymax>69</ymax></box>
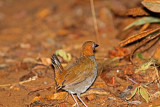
<box><xmin>95</xmin><ymin>44</ymin><xmax>99</xmax><ymax>47</ymax></box>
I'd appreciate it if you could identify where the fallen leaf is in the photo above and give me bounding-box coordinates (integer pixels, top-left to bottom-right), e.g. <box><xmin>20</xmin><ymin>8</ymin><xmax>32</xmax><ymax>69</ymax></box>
<box><xmin>124</xmin><ymin>17</ymin><xmax>160</xmax><ymax>30</ymax></box>
<box><xmin>142</xmin><ymin>0</ymin><xmax>160</xmax><ymax>13</ymax></box>
<box><xmin>140</xmin><ymin>86</ymin><xmax>149</xmax><ymax>103</ymax></box>
<box><xmin>120</xmin><ymin>26</ymin><xmax>160</xmax><ymax>47</ymax></box>
<box><xmin>135</xmin><ymin>59</ymin><xmax>155</xmax><ymax>73</ymax></box>
<box><xmin>32</xmin><ymin>96</ymin><xmax>43</xmax><ymax>102</ymax></box>
<box><xmin>126</xmin><ymin>7</ymin><xmax>150</xmax><ymax>17</ymax></box>
<box><xmin>140</xmin><ymin>23</ymin><xmax>150</xmax><ymax>31</ymax></box>
<box><xmin>49</xmin><ymin>92</ymin><xmax>68</xmax><ymax>100</ymax></box>
<box><xmin>55</xmin><ymin>49</ymin><xmax>72</xmax><ymax>62</ymax></box>
<box><xmin>126</xmin><ymin>87</ymin><xmax>138</xmax><ymax>100</ymax></box>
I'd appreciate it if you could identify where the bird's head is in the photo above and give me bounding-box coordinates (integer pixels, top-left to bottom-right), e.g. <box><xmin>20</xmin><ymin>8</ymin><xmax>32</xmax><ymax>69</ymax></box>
<box><xmin>82</xmin><ymin>41</ymin><xmax>99</xmax><ymax>56</ymax></box>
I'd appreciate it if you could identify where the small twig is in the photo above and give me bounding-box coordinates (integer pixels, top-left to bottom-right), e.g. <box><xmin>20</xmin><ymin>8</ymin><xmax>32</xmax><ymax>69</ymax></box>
<box><xmin>126</xmin><ymin>75</ymin><xmax>138</xmax><ymax>84</ymax></box>
<box><xmin>0</xmin><ymin>76</ymin><xmax>37</xmax><ymax>88</ymax></box>
<box><xmin>90</xmin><ymin>0</ymin><xmax>100</xmax><ymax>43</ymax></box>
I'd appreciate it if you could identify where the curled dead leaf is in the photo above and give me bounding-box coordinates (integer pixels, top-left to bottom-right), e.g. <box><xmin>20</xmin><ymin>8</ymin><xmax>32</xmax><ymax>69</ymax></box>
<box><xmin>142</xmin><ymin>0</ymin><xmax>160</xmax><ymax>13</ymax></box>
<box><xmin>55</xmin><ymin>49</ymin><xmax>72</xmax><ymax>62</ymax></box>
<box><xmin>126</xmin><ymin>87</ymin><xmax>138</xmax><ymax>100</ymax></box>
<box><xmin>120</xmin><ymin>26</ymin><xmax>160</xmax><ymax>47</ymax></box>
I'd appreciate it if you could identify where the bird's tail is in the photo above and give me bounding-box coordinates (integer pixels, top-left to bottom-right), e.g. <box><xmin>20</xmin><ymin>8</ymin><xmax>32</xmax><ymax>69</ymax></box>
<box><xmin>51</xmin><ymin>54</ymin><xmax>64</xmax><ymax>73</ymax></box>
<box><xmin>51</xmin><ymin>54</ymin><xmax>65</xmax><ymax>88</ymax></box>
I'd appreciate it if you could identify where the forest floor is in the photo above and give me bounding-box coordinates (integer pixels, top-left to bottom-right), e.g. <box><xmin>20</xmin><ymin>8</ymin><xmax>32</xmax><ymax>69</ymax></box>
<box><xmin>0</xmin><ymin>0</ymin><xmax>160</xmax><ymax>107</ymax></box>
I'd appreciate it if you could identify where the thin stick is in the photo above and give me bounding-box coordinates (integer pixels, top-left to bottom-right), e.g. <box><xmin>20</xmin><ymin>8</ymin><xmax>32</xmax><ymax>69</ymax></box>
<box><xmin>126</xmin><ymin>75</ymin><xmax>138</xmax><ymax>84</ymax></box>
<box><xmin>90</xmin><ymin>0</ymin><xmax>100</xmax><ymax>43</ymax></box>
<box><xmin>0</xmin><ymin>76</ymin><xmax>37</xmax><ymax>87</ymax></box>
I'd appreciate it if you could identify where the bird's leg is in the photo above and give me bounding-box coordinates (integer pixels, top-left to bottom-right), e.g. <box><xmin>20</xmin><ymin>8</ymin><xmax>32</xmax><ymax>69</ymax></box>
<box><xmin>71</xmin><ymin>93</ymin><xmax>79</xmax><ymax>107</ymax></box>
<box><xmin>77</xmin><ymin>94</ymin><xmax>88</xmax><ymax>107</ymax></box>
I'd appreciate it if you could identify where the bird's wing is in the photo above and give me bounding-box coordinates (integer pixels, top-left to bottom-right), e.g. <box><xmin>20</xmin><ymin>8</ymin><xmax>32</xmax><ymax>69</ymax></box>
<box><xmin>63</xmin><ymin>56</ymin><xmax>96</xmax><ymax>86</ymax></box>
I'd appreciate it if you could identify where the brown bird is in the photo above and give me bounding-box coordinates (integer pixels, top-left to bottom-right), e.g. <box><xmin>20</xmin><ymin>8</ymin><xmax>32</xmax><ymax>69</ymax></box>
<box><xmin>51</xmin><ymin>41</ymin><xmax>98</xmax><ymax>107</ymax></box>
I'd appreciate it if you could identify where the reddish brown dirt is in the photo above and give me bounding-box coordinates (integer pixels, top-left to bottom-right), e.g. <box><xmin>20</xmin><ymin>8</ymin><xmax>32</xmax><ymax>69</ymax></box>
<box><xmin>0</xmin><ymin>0</ymin><xmax>160</xmax><ymax>107</ymax></box>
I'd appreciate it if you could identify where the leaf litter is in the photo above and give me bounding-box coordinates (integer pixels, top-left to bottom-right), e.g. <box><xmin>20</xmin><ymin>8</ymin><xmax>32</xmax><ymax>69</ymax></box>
<box><xmin>0</xmin><ymin>0</ymin><xmax>160</xmax><ymax>106</ymax></box>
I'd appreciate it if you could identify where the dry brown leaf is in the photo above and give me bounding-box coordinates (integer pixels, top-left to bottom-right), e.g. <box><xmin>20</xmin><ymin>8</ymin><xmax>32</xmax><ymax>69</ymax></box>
<box><xmin>32</xmin><ymin>96</ymin><xmax>44</xmax><ymax>102</ymax></box>
<box><xmin>126</xmin><ymin>7</ymin><xmax>150</xmax><ymax>17</ymax></box>
<box><xmin>120</xmin><ymin>26</ymin><xmax>160</xmax><ymax>47</ymax></box>
<box><xmin>140</xmin><ymin>23</ymin><xmax>150</xmax><ymax>32</ymax></box>
<box><xmin>49</xmin><ymin>92</ymin><xmax>68</xmax><ymax>100</ymax></box>
<box><xmin>142</xmin><ymin>0</ymin><xmax>160</xmax><ymax>13</ymax></box>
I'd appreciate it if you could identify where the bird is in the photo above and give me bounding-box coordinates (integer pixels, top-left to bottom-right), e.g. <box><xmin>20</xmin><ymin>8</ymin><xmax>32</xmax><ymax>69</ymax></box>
<box><xmin>51</xmin><ymin>41</ymin><xmax>98</xmax><ymax>107</ymax></box>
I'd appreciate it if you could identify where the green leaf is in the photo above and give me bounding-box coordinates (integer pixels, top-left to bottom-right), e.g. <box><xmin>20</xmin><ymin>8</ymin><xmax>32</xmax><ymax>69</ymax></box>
<box><xmin>136</xmin><ymin>53</ymin><xmax>144</xmax><ymax>59</ymax></box>
<box><xmin>55</xmin><ymin>49</ymin><xmax>72</xmax><ymax>62</ymax></box>
<box><xmin>140</xmin><ymin>87</ymin><xmax>149</xmax><ymax>103</ymax></box>
<box><xmin>124</xmin><ymin>17</ymin><xmax>160</xmax><ymax>30</ymax></box>
<box><xmin>135</xmin><ymin>59</ymin><xmax>155</xmax><ymax>73</ymax></box>
<box><xmin>126</xmin><ymin>87</ymin><xmax>138</xmax><ymax>100</ymax></box>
